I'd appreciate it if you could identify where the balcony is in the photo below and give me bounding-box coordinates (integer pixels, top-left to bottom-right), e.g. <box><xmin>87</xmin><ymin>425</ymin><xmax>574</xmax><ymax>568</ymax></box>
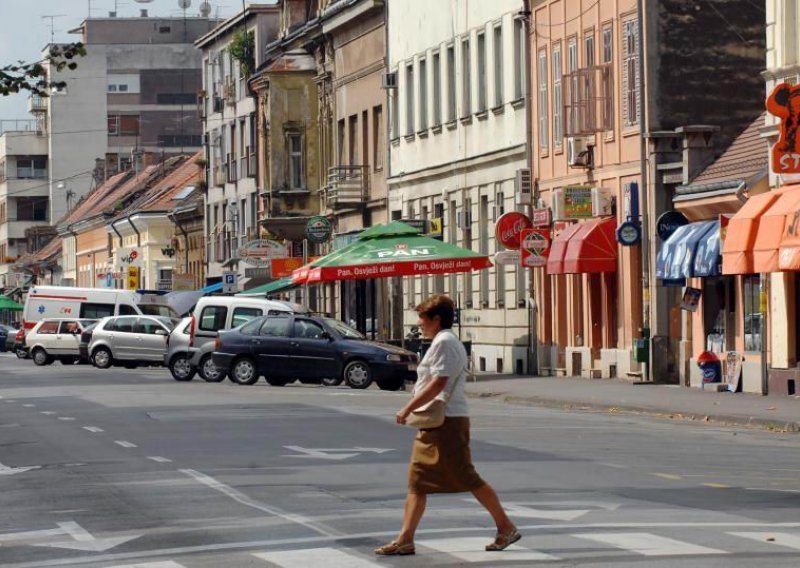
<box><xmin>323</xmin><ymin>166</ymin><xmax>369</xmax><ymax>210</ymax></box>
<box><xmin>28</xmin><ymin>95</ymin><xmax>46</xmax><ymax>114</ymax></box>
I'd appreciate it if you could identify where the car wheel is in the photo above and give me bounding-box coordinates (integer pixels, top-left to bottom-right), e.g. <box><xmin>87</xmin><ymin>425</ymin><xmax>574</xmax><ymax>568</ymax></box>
<box><xmin>231</xmin><ymin>358</ymin><xmax>259</xmax><ymax>385</ymax></box>
<box><xmin>32</xmin><ymin>348</ymin><xmax>52</xmax><ymax>366</ymax></box>
<box><xmin>265</xmin><ymin>376</ymin><xmax>289</xmax><ymax>387</ymax></box>
<box><xmin>198</xmin><ymin>354</ymin><xmax>227</xmax><ymax>383</ymax></box>
<box><xmin>321</xmin><ymin>376</ymin><xmax>343</xmax><ymax>387</ymax></box>
<box><xmin>92</xmin><ymin>347</ymin><xmax>113</xmax><ymax>369</ymax></box>
<box><xmin>169</xmin><ymin>354</ymin><xmax>196</xmax><ymax>382</ymax></box>
<box><xmin>343</xmin><ymin>360</ymin><xmax>373</xmax><ymax>389</ymax></box>
<box><xmin>377</xmin><ymin>378</ymin><xmax>406</xmax><ymax>391</ymax></box>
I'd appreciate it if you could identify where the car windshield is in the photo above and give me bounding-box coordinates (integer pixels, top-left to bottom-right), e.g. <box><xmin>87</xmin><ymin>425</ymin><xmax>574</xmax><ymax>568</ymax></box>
<box><xmin>323</xmin><ymin>318</ymin><xmax>365</xmax><ymax>340</ymax></box>
<box><xmin>139</xmin><ymin>304</ymin><xmax>180</xmax><ymax>319</ymax></box>
<box><xmin>154</xmin><ymin>317</ymin><xmax>179</xmax><ymax>331</ymax></box>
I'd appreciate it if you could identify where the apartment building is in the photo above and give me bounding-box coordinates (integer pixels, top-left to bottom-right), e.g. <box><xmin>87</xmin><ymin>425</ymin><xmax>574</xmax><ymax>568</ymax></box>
<box><xmin>387</xmin><ymin>0</ymin><xmax>531</xmax><ymax>373</ymax></box>
<box><xmin>196</xmin><ymin>5</ymin><xmax>280</xmax><ymax>284</ymax></box>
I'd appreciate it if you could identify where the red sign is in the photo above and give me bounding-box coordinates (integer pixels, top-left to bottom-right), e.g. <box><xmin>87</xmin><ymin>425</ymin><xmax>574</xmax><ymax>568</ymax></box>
<box><xmin>531</xmin><ymin>208</ymin><xmax>552</xmax><ymax>227</ymax></box>
<box><xmin>494</xmin><ymin>212</ymin><xmax>533</xmax><ymax>250</ymax></box>
<box><xmin>271</xmin><ymin>257</ymin><xmax>304</xmax><ymax>278</ymax></box>
<box><xmin>520</xmin><ymin>229</ymin><xmax>551</xmax><ymax>267</ymax></box>
<box><xmin>767</xmin><ymin>82</ymin><xmax>800</xmax><ymax>174</ymax></box>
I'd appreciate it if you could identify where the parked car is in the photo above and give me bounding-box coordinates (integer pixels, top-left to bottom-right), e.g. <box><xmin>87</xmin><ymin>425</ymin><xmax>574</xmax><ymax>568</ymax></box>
<box><xmin>78</xmin><ymin>322</ymin><xmax>99</xmax><ymax>363</ymax></box>
<box><xmin>87</xmin><ymin>316</ymin><xmax>178</xmax><ymax>369</ymax></box>
<box><xmin>11</xmin><ymin>329</ymin><xmax>28</xmax><ymax>358</ymax></box>
<box><xmin>0</xmin><ymin>324</ymin><xmax>15</xmax><ymax>353</ymax></box>
<box><xmin>186</xmin><ymin>297</ymin><xmax>298</xmax><ymax>381</ymax></box>
<box><xmin>164</xmin><ymin>317</ymin><xmax>196</xmax><ymax>382</ymax></box>
<box><xmin>26</xmin><ymin>319</ymin><xmax>97</xmax><ymax>366</ymax></box>
<box><xmin>212</xmin><ymin>314</ymin><xmax>418</xmax><ymax>389</ymax></box>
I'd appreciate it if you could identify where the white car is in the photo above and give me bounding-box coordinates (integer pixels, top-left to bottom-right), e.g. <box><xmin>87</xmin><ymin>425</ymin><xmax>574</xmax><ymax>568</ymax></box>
<box><xmin>26</xmin><ymin>319</ymin><xmax>96</xmax><ymax>366</ymax></box>
<box><xmin>87</xmin><ymin>316</ymin><xmax>179</xmax><ymax>369</ymax></box>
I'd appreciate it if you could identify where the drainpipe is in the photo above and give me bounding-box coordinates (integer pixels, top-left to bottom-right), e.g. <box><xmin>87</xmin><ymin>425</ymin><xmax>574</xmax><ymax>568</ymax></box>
<box><xmin>126</xmin><ymin>214</ymin><xmax>141</xmax><ymax>248</ymax></box>
<box><xmin>110</xmin><ymin>219</ymin><xmax>124</xmax><ymax>247</ymax></box>
<box><xmin>636</xmin><ymin>0</ymin><xmax>651</xmax><ymax>382</ymax></box>
<box><xmin>168</xmin><ymin>211</ymin><xmax>191</xmax><ymax>274</ymax></box>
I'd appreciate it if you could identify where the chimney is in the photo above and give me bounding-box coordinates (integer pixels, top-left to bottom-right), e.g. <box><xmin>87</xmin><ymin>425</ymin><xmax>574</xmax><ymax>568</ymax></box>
<box><xmin>140</xmin><ymin>9</ymin><xmax>149</xmax><ymax>17</ymax></box>
<box><xmin>109</xmin><ymin>11</ymin><xmax>117</xmax><ymax>17</ymax></box>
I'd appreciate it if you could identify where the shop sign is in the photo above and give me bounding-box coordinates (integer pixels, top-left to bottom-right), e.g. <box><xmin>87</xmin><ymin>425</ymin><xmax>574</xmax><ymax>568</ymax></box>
<box><xmin>616</xmin><ymin>221</ymin><xmax>642</xmax><ymax>246</ymax></box>
<box><xmin>305</xmin><ymin>216</ymin><xmax>332</xmax><ymax>243</ymax></box>
<box><xmin>563</xmin><ymin>186</ymin><xmax>594</xmax><ymax>218</ymax></box>
<box><xmin>172</xmin><ymin>273</ymin><xmax>195</xmax><ymax>291</ymax></box>
<box><xmin>240</xmin><ymin>239</ymin><xmax>290</xmax><ymax>267</ymax></box>
<box><xmin>531</xmin><ymin>208</ymin><xmax>552</xmax><ymax>227</ymax></box>
<box><xmin>429</xmin><ymin>217</ymin><xmax>444</xmax><ymax>239</ymax></box>
<box><xmin>520</xmin><ymin>228</ymin><xmax>551</xmax><ymax>267</ymax></box>
<box><xmin>126</xmin><ymin>266</ymin><xmax>140</xmax><ymax>291</ymax></box>
<box><xmin>119</xmin><ymin>249</ymin><xmax>140</xmax><ymax>266</ymax></box>
<box><xmin>656</xmin><ymin>211</ymin><xmax>689</xmax><ymax>241</ymax></box>
<box><xmin>767</xmin><ymin>82</ymin><xmax>800</xmax><ymax>174</ymax></box>
<box><xmin>680</xmin><ymin>287</ymin><xmax>701</xmax><ymax>312</ymax></box>
<box><xmin>724</xmin><ymin>351</ymin><xmax>744</xmax><ymax>393</ymax></box>
<box><xmin>244</xmin><ymin>267</ymin><xmax>270</xmax><ymax>279</ymax></box>
<box><xmin>494</xmin><ymin>250</ymin><xmax>521</xmax><ymax>265</ymax></box>
<box><xmin>271</xmin><ymin>257</ymin><xmax>304</xmax><ymax>278</ymax></box>
<box><xmin>495</xmin><ymin>212</ymin><xmax>533</xmax><ymax>250</ymax></box>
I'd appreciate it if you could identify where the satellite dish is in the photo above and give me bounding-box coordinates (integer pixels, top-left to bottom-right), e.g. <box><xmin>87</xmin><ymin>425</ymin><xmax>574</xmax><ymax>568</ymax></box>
<box><xmin>199</xmin><ymin>1</ymin><xmax>211</xmax><ymax>17</ymax></box>
<box><xmin>178</xmin><ymin>0</ymin><xmax>192</xmax><ymax>9</ymax></box>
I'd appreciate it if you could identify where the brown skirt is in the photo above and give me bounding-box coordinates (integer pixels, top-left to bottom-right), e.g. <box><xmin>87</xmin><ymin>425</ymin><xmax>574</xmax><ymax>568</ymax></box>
<box><xmin>408</xmin><ymin>416</ymin><xmax>486</xmax><ymax>494</ymax></box>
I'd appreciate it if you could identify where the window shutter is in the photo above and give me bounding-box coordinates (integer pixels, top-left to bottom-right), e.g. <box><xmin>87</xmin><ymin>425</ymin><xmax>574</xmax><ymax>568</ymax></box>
<box><xmin>633</xmin><ymin>21</ymin><xmax>641</xmax><ymax>125</ymax></box>
<box><xmin>621</xmin><ymin>25</ymin><xmax>629</xmax><ymax>126</ymax></box>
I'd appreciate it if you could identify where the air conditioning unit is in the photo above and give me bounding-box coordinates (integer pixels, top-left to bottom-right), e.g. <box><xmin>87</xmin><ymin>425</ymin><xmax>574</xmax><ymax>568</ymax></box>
<box><xmin>457</xmin><ymin>210</ymin><xmax>472</xmax><ymax>230</ymax></box>
<box><xmin>515</xmin><ymin>168</ymin><xmax>532</xmax><ymax>205</ymax></box>
<box><xmin>566</xmin><ymin>137</ymin><xmax>593</xmax><ymax>168</ymax></box>
<box><xmin>382</xmin><ymin>71</ymin><xmax>398</xmax><ymax>89</ymax></box>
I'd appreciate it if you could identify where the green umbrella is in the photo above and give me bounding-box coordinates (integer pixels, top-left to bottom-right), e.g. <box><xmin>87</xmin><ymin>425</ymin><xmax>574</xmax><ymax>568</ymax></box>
<box><xmin>0</xmin><ymin>295</ymin><xmax>23</xmax><ymax>311</ymax></box>
<box><xmin>237</xmin><ymin>277</ymin><xmax>297</xmax><ymax>297</ymax></box>
<box><xmin>292</xmin><ymin>221</ymin><xmax>491</xmax><ymax>284</ymax></box>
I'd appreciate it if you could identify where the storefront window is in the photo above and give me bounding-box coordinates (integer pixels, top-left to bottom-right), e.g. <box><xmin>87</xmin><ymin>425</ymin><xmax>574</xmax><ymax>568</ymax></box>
<box><xmin>743</xmin><ymin>275</ymin><xmax>762</xmax><ymax>352</ymax></box>
<box><xmin>703</xmin><ymin>277</ymin><xmax>734</xmax><ymax>353</ymax></box>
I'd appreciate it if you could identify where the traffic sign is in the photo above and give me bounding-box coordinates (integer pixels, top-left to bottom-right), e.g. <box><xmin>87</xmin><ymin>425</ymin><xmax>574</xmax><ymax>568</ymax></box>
<box><xmin>222</xmin><ymin>271</ymin><xmax>238</xmax><ymax>294</ymax></box>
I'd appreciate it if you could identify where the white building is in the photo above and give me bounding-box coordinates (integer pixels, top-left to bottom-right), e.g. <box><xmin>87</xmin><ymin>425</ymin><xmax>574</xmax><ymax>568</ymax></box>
<box><xmin>387</xmin><ymin>0</ymin><xmax>530</xmax><ymax>374</ymax></box>
<box><xmin>195</xmin><ymin>5</ymin><xmax>280</xmax><ymax>284</ymax></box>
<box><xmin>0</xmin><ymin>125</ymin><xmax>50</xmax><ymax>290</ymax></box>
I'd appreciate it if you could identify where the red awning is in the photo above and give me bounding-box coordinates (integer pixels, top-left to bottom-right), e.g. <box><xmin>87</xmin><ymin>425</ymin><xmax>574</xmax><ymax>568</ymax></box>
<box><xmin>563</xmin><ymin>217</ymin><xmax>618</xmax><ymax>274</ymax></box>
<box><xmin>546</xmin><ymin>223</ymin><xmax>583</xmax><ymax>275</ymax></box>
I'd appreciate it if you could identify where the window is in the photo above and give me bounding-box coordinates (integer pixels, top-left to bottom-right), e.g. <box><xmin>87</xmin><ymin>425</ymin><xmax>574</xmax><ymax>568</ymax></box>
<box><xmin>405</xmin><ymin>62</ymin><xmax>415</xmax><ymax>135</ymax></box>
<box><xmin>240</xmin><ymin>318</ymin><xmax>264</xmax><ymax>336</ymax></box>
<box><xmin>118</xmin><ymin>304</ymin><xmax>139</xmax><ymax>316</ymax></box>
<box><xmin>513</xmin><ymin>17</ymin><xmax>526</xmax><ymax>99</ymax></box>
<box><xmin>232</xmin><ymin>307</ymin><xmax>262</xmax><ymax>328</ymax></box>
<box><xmin>199</xmin><ymin>306</ymin><xmax>227</xmax><ymax>332</ymax></box>
<box><xmin>111</xmin><ymin>317</ymin><xmax>136</xmax><ymax>334</ymax></box>
<box><xmin>135</xmin><ymin>318</ymin><xmax>166</xmax><ymax>334</ymax></box>
<box><xmin>477</xmin><ymin>31</ymin><xmax>487</xmax><ymax>112</ymax></box>
<box><xmin>461</xmin><ymin>37</ymin><xmax>472</xmax><ymax>116</ymax></box>
<box><xmin>119</xmin><ymin>84</ymin><xmax>129</xmax><ymax>92</ymax></box>
<box><xmin>622</xmin><ymin>19</ymin><xmax>640</xmax><ymax>127</ymax></box>
<box><xmin>538</xmin><ymin>49</ymin><xmax>548</xmax><ymax>150</ymax></box>
<box><xmin>288</xmin><ymin>133</ymin><xmax>304</xmax><ymax>189</ymax></box>
<box><xmin>15</xmin><ymin>158</ymin><xmax>47</xmax><ymax>179</ymax></box>
<box><xmin>373</xmin><ymin>106</ymin><xmax>383</xmax><ymax>169</ymax></box>
<box><xmin>419</xmin><ymin>57</ymin><xmax>428</xmax><ymax>131</ymax></box>
<box><xmin>108</xmin><ymin>84</ymin><xmax>118</xmax><ymax>93</ymax></box>
<box><xmin>16</xmin><ymin>197</ymin><xmax>49</xmax><ymax>221</ymax></box>
<box><xmin>493</xmin><ymin>23</ymin><xmax>503</xmax><ymax>107</ymax></box>
<box><xmin>348</xmin><ymin>115</ymin><xmax>358</xmax><ymax>165</ymax></box>
<box><xmin>602</xmin><ymin>24</ymin><xmax>613</xmax><ymax>64</ymax></box>
<box><xmin>552</xmin><ymin>43</ymin><xmax>563</xmax><ymax>147</ymax></box>
<box><xmin>567</xmin><ymin>38</ymin><xmax>578</xmax><ymax>139</ymax></box>
<box><xmin>260</xmin><ymin>317</ymin><xmax>290</xmax><ymax>337</ymax></box>
<box><xmin>432</xmin><ymin>51</ymin><xmax>441</xmax><ymax>127</ymax></box>
<box><xmin>743</xmin><ymin>275</ymin><xmax>763</xmax><ymax>352</ymax></box>
<box><xmin>390</xmin><ymin>83</ymin><xmax>399</xmax><ymax>139</ymax></box>
<box><xmin>37</xmin><ymin>321</ymin><xmax>59</xmax><ymax>335</ymax></box>
<box><xmin>58</xmin><ymin>321</ymin><xmax>80</xmax><ymax>335</ymax></box>
<box><xmin>293</xmin><ymin>319</ymin><xmax>326</xmax><ymax>339</ymax></box>
<box><xmin>447</xmin><ymin>44</ymin><xmax>456</xmax><ymax>121</ymax></box>
<box><xmin>585</xmin><ymin>33</ymin><xmax>595</xmax><ymax>67</ymax></box>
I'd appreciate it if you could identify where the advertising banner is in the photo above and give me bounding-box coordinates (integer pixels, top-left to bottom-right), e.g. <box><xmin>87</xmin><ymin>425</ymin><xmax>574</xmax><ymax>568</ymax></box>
<box><xmin>520</xmin><ymin>228</ymin><xmax>551</xmax><ymax>267</ymax></box>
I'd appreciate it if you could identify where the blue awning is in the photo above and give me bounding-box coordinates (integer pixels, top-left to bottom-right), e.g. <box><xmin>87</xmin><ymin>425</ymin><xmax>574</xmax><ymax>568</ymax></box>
<box><xmin>694</xmin><ymin>220</ymin><xmax>722</xmax><ymax>277</ymax></box>
<box><xmin>656</xmin><ymin>221</ymin><xmax>719</xmax><ymax>280</ymax></box>
<box><xmin>201</xmin><ymin>282</ymin><xmax>223</xmax><ymax>294</ymax></box>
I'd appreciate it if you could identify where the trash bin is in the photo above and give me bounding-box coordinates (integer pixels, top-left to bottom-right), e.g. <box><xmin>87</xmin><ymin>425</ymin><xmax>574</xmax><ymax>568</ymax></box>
<box><xmin>697</xmin><ymin>351</ymin><xmax>721</xmax><ymax>384</ymax></box>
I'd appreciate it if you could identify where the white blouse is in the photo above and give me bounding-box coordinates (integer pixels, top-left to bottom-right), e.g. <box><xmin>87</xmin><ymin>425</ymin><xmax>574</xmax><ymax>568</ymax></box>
<box><xmin>413</xmin><ymin>329</ymin><xmax>470</xmax><ymax>417</ymax></box>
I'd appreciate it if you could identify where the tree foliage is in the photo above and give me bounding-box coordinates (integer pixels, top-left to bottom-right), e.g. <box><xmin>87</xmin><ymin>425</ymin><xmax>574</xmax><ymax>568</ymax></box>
<box><xmin>229</xmin><ymin>30</ymin><xmax>255</xmax><ymax>79</ymax></box>
<box><xmin>0</xmin><ymin>43</ymin><xmax>87</xmax><ymax>97</ymax></box>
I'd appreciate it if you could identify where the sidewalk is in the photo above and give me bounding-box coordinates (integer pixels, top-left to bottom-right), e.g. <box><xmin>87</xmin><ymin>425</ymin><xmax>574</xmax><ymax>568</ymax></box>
<box><xmin>465</xmin><ymin>374</ymin><xmax>800</xmax><ymax>432</ymax></box>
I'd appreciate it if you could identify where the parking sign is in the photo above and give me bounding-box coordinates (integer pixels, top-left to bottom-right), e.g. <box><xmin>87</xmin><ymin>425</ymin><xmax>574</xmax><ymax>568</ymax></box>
<box><xmin>222</xmin><ymin>272</ymin><xmax>238</xmax><ymax>294</ymax></box>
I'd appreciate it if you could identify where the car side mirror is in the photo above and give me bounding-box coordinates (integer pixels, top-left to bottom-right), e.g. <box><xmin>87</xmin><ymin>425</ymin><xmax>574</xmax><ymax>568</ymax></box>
<box><xmin>155</xmin><ymin>329</ymin><xmax>168</xmax><ymax>336</ymax></box>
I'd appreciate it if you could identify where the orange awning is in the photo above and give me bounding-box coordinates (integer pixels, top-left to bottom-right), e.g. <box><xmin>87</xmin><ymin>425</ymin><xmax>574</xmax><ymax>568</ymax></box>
<box><xmin>546</xmin><ymin>223</ymin><xmax>583</xmax><ymax>275</ymax></box>
<box><xmin>563</xmin><ymin>217</ymin><xmax>618</xmax><ymax>274</ymax></box>
<box><xmin>779</xmin><ymin>193</ymin><xmax>800</xmax><ymax>270</ymax></box>
<box><xmin>722</xmin><ymin>188</ymin><xmax>789</xmax><ymax>274</ymax></box>
<box><xmin>752</xmin><ymin>187</ymin><xmax>800</xmax><ymax>272</ymax></box>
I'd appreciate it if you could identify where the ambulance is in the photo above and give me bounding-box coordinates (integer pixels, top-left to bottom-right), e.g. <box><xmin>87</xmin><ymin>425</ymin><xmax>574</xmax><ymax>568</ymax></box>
<box><xmin>22</xmin><ymin>286</ymin><xmax>145</xmax><ymax>330</ymax></box>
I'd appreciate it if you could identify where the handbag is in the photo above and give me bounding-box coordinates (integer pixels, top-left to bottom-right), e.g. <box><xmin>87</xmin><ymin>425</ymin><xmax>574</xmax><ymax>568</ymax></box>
<box><xmin>405</xmin><ymin>368</ymin><xmax>466</xmax><ymax>430</ymax></box>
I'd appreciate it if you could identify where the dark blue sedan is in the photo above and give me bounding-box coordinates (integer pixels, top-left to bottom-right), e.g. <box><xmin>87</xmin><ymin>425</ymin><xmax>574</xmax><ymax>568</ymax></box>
<box><xmin>212</xmin><ymin>314</ymin><xmax>418</xmax><ymax>389</ymax></box>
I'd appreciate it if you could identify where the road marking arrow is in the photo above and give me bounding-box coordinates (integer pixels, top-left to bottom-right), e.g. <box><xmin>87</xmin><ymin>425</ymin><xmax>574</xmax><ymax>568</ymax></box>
<box><xmin>283</xmin><ymin>446</ymin><xmax>394</xmax><ymax>460</ymax></box>
<box><xmin>34</xmin><ymin>522</ymin><xmax>140</xmax><ymax>552</ymax></box>
<box><xmin>0</xmin><ymin>460</ymin><xmax>40</xmax><ymax>475</ymax></box>
<box><xmin>465</xmin><ymin>500</ymin><xmax>621</xmax><ymax>522</ymax></box>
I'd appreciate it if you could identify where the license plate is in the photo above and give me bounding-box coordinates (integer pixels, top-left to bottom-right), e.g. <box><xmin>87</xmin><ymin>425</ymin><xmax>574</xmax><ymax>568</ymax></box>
<box><xmin>408</xmin><ymin>364</ymin><xmax>418</xmax><ymax>371</ymax></box>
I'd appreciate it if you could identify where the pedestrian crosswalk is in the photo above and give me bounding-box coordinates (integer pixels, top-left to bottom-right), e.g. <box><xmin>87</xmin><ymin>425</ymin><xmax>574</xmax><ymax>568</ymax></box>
<box><xmin>101</xmin><ymin>531</ymin><xmax>800</xmax><ymax>567</ymax></box>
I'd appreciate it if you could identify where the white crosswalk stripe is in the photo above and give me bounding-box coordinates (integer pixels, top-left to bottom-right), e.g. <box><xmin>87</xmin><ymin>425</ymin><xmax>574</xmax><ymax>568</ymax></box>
<box><xmin>575</xmin><ymin>532</ymin><xmax>727</xmax><ymax>556</ymax></box>
<box><xmin>730</xmin><ymin>532</ymin><xmax>800</xmax><ymax>551</ymax></box>
<box><xmin>253</xmin><ymin>548</ymin><xmax>381</xmax><ymax>567</ymax></box>
<box><xmin>418</xmin><ymin>536</ymin><xmax>558</xmax><ymax>562</ymax></box>
<box><xmin>105</xmin><ymin>562</ymin><xmax>187</xmax><ymax>568</ymax></box>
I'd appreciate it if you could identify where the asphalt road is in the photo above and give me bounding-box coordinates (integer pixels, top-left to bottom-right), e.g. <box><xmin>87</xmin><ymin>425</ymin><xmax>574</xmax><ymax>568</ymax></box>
<box><xmin>2</xmin><ymin>353</ymin><xmax>800</xmax><ymax>567</ymax></box>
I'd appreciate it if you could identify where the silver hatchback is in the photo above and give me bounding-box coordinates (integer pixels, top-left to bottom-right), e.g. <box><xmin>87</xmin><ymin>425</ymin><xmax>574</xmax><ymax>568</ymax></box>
<box><xmin>88</xmin><ymin>316</ymin><xmax>178</xmax><ymax>369</ymax></box>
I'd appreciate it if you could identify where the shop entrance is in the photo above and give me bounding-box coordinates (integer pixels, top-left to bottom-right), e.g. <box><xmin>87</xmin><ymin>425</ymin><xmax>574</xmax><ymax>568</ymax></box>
<box><xmin>341</xmin><ymin>278</ymin><xmax>377</xmax><ymax>338</ymax></box>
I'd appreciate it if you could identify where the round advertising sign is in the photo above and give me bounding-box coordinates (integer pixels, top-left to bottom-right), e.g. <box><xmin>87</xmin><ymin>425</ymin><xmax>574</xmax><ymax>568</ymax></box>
<box><xmin>656</xmin><ymin>211</ymin><xmax>689</xmax><ymax>241</ymax></box>
<box><xmin>495</xmin><ymin>212</ymin><xmax>533</xmax><ymax>250</ymax></box>
<box><xmin>305</xmin><ymin>216</ymin><xmax>332</xmax><ymax>243</ymax></box>
<box><xmin>616</xmin><ymin>221</ymin><xmax>642</xmax><ymax>246</ymax></box>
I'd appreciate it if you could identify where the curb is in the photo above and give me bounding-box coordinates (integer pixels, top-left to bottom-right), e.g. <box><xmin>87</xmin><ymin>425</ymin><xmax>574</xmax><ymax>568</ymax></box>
<box><xmin>466</xmin><ymin>391</ymin><xmax>800</xmax><ymax>433</ymax></box>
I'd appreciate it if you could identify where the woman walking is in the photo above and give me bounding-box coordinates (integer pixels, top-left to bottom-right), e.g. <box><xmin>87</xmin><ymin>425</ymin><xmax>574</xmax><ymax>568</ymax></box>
<box><xmin>375</xmin><ymin>294</ymin><xmax>519</xmax><ymax>556</ymax></box>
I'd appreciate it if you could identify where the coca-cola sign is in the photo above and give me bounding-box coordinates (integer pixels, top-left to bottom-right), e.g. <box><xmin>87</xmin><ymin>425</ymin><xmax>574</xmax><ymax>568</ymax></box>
<box><xmin>495</xmin><ymin>212</ymin><xmax>533</xmax><ymax>250</ymax></box>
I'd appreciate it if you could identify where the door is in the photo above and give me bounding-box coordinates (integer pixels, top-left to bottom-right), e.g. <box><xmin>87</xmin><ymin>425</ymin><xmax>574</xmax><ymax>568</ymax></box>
<box><xmin>55</xmin><ymin>321</ymin><xmax>81</xmax><ymax>355</ymax></box>
<box><xmin>251</xmin><ymin>317</ymin><xmax>292</xmax><ymax>378</ymax></box>
<box><xmin>195</xmin><ymin>305</ymin><xmax>228</xmax><ymax>350</ymax></box>
<box><xmin>134</xmin><ymin>317</ymin><xmax>168</xmax><ymax>361</ymax></box>
<box><xmin>35</xmin><ymin>321</ymin><xmax>60</xmax><ymax>352</ymax></box>
<box><xmin>290</xmin><ymin>319</ymin><xmax>338</xmax><ymax>380</ymax></box>
<box><xmin>108</xmin><ymin>317</ymin><xmax>138</xmax><ymax>358</ymax></box>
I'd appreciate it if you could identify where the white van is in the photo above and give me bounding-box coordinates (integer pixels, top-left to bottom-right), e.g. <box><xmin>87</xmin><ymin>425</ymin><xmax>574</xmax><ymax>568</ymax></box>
<box><xmin>185</xmin><ymin>297</ymin><xmax>300</xmax><ymax>381</ymax></box>
<box><xmin>23</xmin><ymin>286</ymin><xmax>144</xmax><ymax>331</ymax></box>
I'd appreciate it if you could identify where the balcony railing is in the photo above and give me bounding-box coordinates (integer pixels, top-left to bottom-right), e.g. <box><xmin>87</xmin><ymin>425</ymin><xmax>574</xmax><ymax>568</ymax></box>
<box><xmin>227</xmin><ymin>153</ymin><xmax>238</xmax><ymax>183</ymax></box>
<box><xmin>563</xmin><ymin>64</ymin><xmax>614</xmax><ymax>137</ymax></box>
<box><xmin>323</xmin><ymin>165</ymin><xmax>369</xmax><ymax>210</ymax></box>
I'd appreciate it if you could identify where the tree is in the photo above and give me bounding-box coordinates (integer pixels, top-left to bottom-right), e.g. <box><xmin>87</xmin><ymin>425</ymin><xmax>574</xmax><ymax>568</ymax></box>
<box><xmin>0</xmin><ymin>43</ymin><xmax>87</xmax><ymax>97</ymax></box>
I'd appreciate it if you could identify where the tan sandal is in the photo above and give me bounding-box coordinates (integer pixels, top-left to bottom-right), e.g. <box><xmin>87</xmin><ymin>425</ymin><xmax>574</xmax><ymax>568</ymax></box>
<box><xmin>486</xmin><ymin>528</ymin><xmax>521</xmax><ymax>551</ymax></box>
<box><xmin>374</xmin><ymin>541</ymin><xmax>416</xmax><ymax>555</ymax></box>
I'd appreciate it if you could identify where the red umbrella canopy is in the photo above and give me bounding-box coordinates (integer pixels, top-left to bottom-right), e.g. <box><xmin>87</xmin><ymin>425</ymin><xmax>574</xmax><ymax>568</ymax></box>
<box><xmin>292</xmin><ymin>222</ymin><xmax>492</xmax><ymax>284</ymax></box>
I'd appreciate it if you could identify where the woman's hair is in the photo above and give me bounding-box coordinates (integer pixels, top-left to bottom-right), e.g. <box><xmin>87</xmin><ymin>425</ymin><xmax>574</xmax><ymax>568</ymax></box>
<box><xmin>415</xmin><ymin>294</ymin><xmax>455</xmax><ymax>329</ymax></box>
